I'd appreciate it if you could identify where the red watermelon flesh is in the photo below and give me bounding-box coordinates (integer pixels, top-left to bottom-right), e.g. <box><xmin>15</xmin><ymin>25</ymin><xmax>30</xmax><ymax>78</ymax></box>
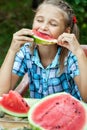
<box><xmin>28</xmin><ymin>92</ymin><xmax>87</xmax><ymax>130</ymax></box>
<box><xmin>32</xmin><ymin>29</ymin><xmax>57</xmax><ymax>45</ymax></box>
<box><xmin>0</xmin><ymin>90</ymin><xmax>30</xmax><ymax>117</ymax></box>
<box><xmin>33</xmin><ymin>30</ymin><xmax>54</xmax><ymax>40</ymax></box>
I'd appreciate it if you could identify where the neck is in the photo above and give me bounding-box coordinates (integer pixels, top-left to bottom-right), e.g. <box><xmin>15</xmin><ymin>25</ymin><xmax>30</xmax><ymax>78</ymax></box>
<box><xmin>38</xmin><ymin>44</ymin><xmax>58</xmax><ymax>58</ymax></box>
<box><xmin>37</xmin><ymin>44</ymin><xmax>58</xmax><ymax>68</ymax></box>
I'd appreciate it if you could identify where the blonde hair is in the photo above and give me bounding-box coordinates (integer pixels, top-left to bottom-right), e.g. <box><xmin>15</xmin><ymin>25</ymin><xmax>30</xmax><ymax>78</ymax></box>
<box><xmin>32</xmin><ymin>0</ymin><xmax>79</xmax><ymax>73</ymax></box>
<box><xmin>35</xmin><ymin>0</ymin><xmax>79</xmax><ymax>38</ymax></box>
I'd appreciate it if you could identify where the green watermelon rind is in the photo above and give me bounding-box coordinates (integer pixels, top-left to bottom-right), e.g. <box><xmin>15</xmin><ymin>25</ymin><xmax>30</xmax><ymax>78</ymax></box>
<box><xmin>28</xmin><ymin>92</ymin><xmax>87</xmax><ymax>130</ymax></box>
<box><xmin>0</xmin><ymin>98</ymin><xmax>39</xmax><ymax>118</ymax></box>
<box><xmin>24</xmin><ymin>98</ymin><xmax>40</xmax><ymax>107</ymax></box>
<box><xmin>32</xmin><ymin>35</ymin><xmax>57</xmax><ymax>45</ymax></box>
<box><xmin>0</xmin><ymin>105</ymin><xmax>28</xmax><ymax>117</ymax></box>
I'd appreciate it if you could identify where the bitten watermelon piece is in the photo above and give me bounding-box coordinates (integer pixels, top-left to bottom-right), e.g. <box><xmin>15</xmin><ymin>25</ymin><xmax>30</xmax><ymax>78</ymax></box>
<box><xmin>0</xmin><ymin>90</ymin><xmax>30</xmax><ymax>117</ymax></box>
<box><xmin>28</xmin><ymin>92</ymin><xmax>87</xmax><ymax>130</ymax></box>
<box><xmin>32</xmin><ymin>29</ymin><xmax>57</xmax><ymax>45</ymax></box>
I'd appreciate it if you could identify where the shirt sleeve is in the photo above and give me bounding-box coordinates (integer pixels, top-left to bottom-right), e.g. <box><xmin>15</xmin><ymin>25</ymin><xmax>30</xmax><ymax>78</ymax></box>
<box><xmin>67</xmin><ymin>51</ymin><xmax>80</xmax><ymax>78</ymax></box>
<box><xmin>12</xmin><ymin>45</ymin><xmax>28</xmax><ymax>76</ymax></box>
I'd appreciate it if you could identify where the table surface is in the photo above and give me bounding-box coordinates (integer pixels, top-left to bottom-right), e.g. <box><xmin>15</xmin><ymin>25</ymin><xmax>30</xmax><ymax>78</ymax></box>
<box><xmin>0</xmin><ymin>120</ymin><xmax>30</xmax><ymax>130</ymax></box>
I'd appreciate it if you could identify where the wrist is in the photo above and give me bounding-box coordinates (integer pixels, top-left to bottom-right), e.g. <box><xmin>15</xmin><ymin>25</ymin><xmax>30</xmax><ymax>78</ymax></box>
<box><xmin>75</xmin><ymin>48</ymin><xmax>86</xmax><ymax>58</ymax></box>
<box><xmin>8</xmin><ymin>48</ymin><xmax>17</xmax><ymax>56</ymax></box>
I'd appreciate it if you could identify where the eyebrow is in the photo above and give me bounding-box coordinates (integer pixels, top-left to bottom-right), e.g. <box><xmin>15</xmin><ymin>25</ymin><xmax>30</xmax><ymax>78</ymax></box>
<box><xmin>35</xmin><ymin>15</ymin><xmax>43</xmax><ymax>18</ymax></box>
<box><xmin>35</xmin><ymin>15</ymin><xmax>60</xmax><ymax>23</ymax></box>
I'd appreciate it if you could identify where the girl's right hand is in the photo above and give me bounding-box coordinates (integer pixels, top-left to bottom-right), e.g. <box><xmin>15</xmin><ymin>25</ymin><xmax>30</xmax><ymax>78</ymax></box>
<box><xmin>10</xmin><ymin>28</ymin><xmax>34</xmax><ymax>53</ymax></box>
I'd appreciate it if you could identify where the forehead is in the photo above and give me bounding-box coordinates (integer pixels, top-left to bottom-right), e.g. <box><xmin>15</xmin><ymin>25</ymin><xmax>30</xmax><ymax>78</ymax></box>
<box><xmin>35</xmin><ymin>4</ymin><xmax>66</xmax><ymax>21</ymax></box>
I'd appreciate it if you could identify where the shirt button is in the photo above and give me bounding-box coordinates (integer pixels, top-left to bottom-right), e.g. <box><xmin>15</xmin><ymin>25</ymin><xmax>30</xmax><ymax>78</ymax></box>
<box><xmin>43</xmin><ymin>78</ymin><xmax>47</xmax><ymax>82</ymax></box>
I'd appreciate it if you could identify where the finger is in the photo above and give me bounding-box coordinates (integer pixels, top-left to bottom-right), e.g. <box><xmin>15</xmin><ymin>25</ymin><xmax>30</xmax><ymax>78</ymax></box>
<box><xmin>62</xmin><ymin>33</ymin><xmax>75</xmax><ymax>37</ymax></box>
<box><xmin>62</xmin><ymin>37</ymin><xmax>73</xmax><ymax>44</ymax></box>
<box><xmin>14</xmin><ymin>28</ymin><xmax>34</xmax><ymax>37</ymax></box>
<box><xmin>15</xmin><ymin>35</ymin><xmax>34</xmax><ymax>42</ymax></box>
<box><xmin>58</xmin><ymin>40</ymin><xmax>70</xmax><ymax>50</ymax></box>
<box><xmin>58</xmin><ymin>33</ymin><xmax>75</xmax><ymax>40</ymax></box>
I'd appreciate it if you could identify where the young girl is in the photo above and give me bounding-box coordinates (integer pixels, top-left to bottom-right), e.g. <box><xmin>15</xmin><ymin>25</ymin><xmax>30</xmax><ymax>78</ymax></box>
<box><xmin>0</xmin><ymin>0</ymin><xmax>87</xmax><ymax>102</ymax></box>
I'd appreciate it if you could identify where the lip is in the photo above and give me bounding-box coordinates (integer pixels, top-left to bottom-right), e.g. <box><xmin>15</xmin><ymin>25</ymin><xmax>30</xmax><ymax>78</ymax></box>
<box><xmin>38</xmin><ymin>31</ymin><xmax>53</xmax><ymax>38</ymax></box>
<box><xmin>33</xmin><ymin>29</ymin><xmax>51</xmax><ymax>36</ymax></box>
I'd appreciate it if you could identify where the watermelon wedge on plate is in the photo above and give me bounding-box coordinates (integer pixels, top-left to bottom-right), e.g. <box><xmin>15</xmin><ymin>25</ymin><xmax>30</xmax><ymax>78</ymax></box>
<box><xmin>0</xmin><ymin>90</ymin><xmax>30</xmax><ymax>117</ymax></box>
<box><xmin>32</xmin><ymin>29</ymin><xmax>57</xmax><ymax>45</ymax></box>
<box><xmin>28</xmin><ymin>92</ymin><xmax>87</xmax><ymax>130</ymax></box>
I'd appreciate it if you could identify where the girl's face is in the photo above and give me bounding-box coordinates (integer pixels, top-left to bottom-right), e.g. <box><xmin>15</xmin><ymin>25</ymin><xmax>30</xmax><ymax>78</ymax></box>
<box><xmin>33</xmin><ymin>4</ymin><xmax>67</xmax><ymax>39</ymax></box>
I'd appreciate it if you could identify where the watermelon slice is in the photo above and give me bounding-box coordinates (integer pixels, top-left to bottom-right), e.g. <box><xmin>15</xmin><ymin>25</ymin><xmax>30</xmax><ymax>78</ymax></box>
<box><xmin>0</xmin><ymin>90</ymin><xmax>30</xmax><ymax>117</ymax></box>
<box><xmin>32</xmin><ymin>29</ymin><xmax>57</xmax><ymax>45</ymax></box>
<box><xmin>28</xmin><ymin>92</ymin><xmax>87</xmax><ymax>130</ymax></box>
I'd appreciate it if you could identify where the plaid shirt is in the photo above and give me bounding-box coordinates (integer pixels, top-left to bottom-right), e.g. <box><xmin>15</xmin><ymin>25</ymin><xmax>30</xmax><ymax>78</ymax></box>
<box><xmin>12</xmin><ymin>43</ymin><xmax>82</xmax><ymax>100</ymax></box>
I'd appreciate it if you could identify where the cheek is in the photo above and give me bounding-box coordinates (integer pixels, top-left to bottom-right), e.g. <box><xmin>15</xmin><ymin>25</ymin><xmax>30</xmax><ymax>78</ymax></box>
<box><xmin>51</xmin><ymin>29</ymin><xmax>61</xmax><ymax>39</ymax></box>
<box><xmin>32</xmin><ymin>21</ymin><xmax>36</xmax><ymax>28</ymax></box>
<box><xmin>52</xmin><ymin>27</ymin><xmax>65</xmax><ymax>39</ymax></box>
<box><xmin>32</xmin><ymin>21</ymin><xmax>40</xmax><ymax>29</ymax></box>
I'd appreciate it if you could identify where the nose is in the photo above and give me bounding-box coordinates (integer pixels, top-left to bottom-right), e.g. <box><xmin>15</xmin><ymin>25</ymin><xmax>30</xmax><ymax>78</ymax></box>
<box><xmin>40</xmin><ymin>22</ymin><xmax>48</xmax><ymax>31</ymax></box>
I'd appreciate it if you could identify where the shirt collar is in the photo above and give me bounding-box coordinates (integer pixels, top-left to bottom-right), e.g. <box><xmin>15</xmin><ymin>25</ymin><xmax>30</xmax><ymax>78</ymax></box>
<box><xmin>32</xmin><ymin>46</ymin><xmax>62</xmax><ymax>69</ymax></box>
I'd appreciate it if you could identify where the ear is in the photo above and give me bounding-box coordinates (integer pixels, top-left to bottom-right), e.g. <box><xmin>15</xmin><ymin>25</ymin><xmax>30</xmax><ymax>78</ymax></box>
<box><xmin>65</xmin><ymin>27</ymin><xmax>71</xmax><ymax>33</ymax></box>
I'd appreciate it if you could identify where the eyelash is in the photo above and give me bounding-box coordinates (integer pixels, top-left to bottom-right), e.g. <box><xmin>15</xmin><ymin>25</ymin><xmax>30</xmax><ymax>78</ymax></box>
<box><xmin>50</xmin><ymin>23</ymin><xmax>57</xmax><ymax>26</ymax></box>
<box><xmin>37</xmin><ymin>19</ymin><xmax>43</xmax><ymax>22</ymax></box>
<box><xmin>36</xmin><ymin>19</ymin><xmax>58</xmax><ymax>26</ymax></box>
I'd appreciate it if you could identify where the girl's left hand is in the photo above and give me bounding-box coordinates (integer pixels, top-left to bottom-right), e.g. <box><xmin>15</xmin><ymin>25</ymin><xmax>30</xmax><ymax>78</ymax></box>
<box><xmin>57</xmin><ymin>33</ymin><xmax>82</xmax><ymax>55</ymax></box>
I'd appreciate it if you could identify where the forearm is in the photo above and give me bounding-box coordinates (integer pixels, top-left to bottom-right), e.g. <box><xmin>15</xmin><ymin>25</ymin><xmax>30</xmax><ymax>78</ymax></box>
<box><xmin>76</xmin><ymin>48</ymin><xmax>87</xmax><ymax>101</ymax></box>
<box><xmin>15</xmin><ymin>73</ymin><xmax>29</xmax><ymax>96</ymax></box>
<box><xmin>0</xmin><ymin>28</ymin><xmax>33</xmax><ymax>96</ymax></box>
<box><xmin>0</xmin><ymin>49</ymin><xmax>16</xmax><ymax>96</ymax></box>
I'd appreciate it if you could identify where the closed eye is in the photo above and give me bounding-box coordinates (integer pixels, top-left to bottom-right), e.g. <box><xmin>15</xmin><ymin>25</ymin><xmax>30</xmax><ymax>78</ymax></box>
<box><xmin>35</xmin><ymin>16</ymin><xmax>44</xmax><ymax>23</ymax></box>
<box><xmin>37</xmin><ymin>19</ymin><xmax>43</xmax><ymax>22</ymax></box>
<box><xmin>50</xmin><ymin>22</ymin><xmax>58</xmax><ymax>26</ymax></box>
<box><xmin>50</xmin><ymin>19</ymin><xmax>59</xmax><ymax>27</ymax></box>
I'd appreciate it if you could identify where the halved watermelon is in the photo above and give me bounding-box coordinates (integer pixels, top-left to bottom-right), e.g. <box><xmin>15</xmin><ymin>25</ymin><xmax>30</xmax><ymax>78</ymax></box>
<box><xmin>0</xmin><ymin>90</ymin><xmax>30</xmax><ymax>117</ymax></box>
<box><xmin>28</xmin><ymin>92</ymin><xmax>87</xmax><ymax>130</ymax></box>
<box><xmin>32</xmin><ymin>29</ymin><xmax>57</xmax><ymax>45</ymax></box>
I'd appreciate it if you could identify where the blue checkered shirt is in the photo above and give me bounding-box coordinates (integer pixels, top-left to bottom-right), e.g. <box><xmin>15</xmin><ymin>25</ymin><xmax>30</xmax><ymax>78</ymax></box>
<box><xmin>12</xmin><ymin>43</ymin><xmax>82</xmax><ymax>100</ymax></box>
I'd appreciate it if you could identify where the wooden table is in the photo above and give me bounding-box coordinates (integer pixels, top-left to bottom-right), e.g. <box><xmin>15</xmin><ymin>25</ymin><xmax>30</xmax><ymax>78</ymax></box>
<box><xmin>0</xmin><ymin>115</ymin><xmax>30</xmax><ymax>129</ymax></box>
